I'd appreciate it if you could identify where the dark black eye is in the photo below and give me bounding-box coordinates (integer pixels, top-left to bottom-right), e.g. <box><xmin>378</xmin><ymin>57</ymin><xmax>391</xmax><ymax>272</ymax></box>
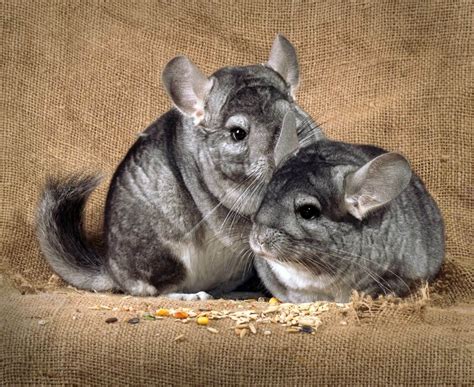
<box><xmin>230</xmin><ymin>127</ymin><xmax>247</xmax><ymax>141</ymax></box>
<box><xmin>297</xmin><ymin>205</ymin><xmax>321</xmax><ymax>220</ymax></box>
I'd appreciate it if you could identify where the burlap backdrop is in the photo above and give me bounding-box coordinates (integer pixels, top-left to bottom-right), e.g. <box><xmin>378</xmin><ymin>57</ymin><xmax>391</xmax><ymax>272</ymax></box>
<box><xmin>1</xmin><ymin>1</ymin><xmax>473</xmax><ymax>385</ymax></box>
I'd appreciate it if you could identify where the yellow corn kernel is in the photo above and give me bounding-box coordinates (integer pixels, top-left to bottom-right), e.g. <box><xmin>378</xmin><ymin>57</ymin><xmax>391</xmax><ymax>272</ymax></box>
<box><xmin>196</xmin><ymin>316</ymin><xmax>209</xmax><ymax>325</ymax></box>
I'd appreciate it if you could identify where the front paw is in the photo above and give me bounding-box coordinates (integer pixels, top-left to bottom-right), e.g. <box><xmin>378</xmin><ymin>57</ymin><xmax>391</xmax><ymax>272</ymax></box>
<box><xmin>165</xmin><ymin>291</ymin><xmax>213</xmax><ymax>301</ymax></box>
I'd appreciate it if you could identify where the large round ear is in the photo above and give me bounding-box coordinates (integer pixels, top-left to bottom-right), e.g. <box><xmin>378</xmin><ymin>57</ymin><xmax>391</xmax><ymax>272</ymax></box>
<box><xmin>161</xmin><ymin>56</ymin><xmax>213</xmax><ymax>125</ymax></box>
<box><xmin>267</xmin><ymin>34</ymin><xmax>299</xmax><ymax>97</ymax></box>
<box><xmin>344</xmin><ymin>153</ymin><xmax>412</xmax><ymax>220</ymax></box>
<box><xmin>274</xmin><ymin>111</ymin><xmax>299</xmax><ymax>167</ymax></box>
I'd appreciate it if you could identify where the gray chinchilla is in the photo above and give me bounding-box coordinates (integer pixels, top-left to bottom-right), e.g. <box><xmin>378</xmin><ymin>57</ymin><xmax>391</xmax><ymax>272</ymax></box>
<box><xmin>250</xmin><ymin>114</ymin><xmax>444</xmax><ymax>303</ymax></box>
<box><xmin>36</xmin><ymin>35</ymin><xmax>323</xmax><ymax>299</ymax></box>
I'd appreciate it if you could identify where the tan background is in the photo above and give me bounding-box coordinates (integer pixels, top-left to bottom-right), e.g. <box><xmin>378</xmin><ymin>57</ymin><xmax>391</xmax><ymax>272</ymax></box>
<box><xmin>1</xmin><ymin>0</ymin><xmax>473</xmax><ymax>384</ymax></box>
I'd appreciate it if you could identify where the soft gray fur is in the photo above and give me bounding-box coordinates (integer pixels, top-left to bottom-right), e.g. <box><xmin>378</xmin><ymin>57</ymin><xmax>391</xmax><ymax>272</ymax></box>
<box><xmin>250</xmin><ymin>137</ymin><xmax>445</xmax><ymax>303</ymax></box>
<box><xmin>36</xmin><ymin>35</ymin><xmax>323</xmax><ymax>299</ymax></box>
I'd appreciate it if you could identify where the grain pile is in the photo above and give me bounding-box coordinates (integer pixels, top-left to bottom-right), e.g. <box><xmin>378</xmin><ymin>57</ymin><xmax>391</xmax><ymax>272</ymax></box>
<box><xmin>87</xmin><ymin>297</ymin><xmax>350</xmax><ymax>338</ymax></box>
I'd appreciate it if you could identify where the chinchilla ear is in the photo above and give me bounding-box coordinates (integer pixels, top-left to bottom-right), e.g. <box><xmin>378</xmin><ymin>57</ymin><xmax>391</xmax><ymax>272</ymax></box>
<box><xmin>274</xmin><ymin>111</ymin><xmax>299</xmax><ymax>167</ymax></box>
<box><xmin>344</xmin><ymin>153</ymin><xmax>412</xmax><ymax>220</ymax></box>
<box><xmin>267</xmin><ymin>34</ymin><xmax>299</xmax><ymax>97</ymax></box>
<box><xmin>162</xmin><ymin>56</ymin><xmax>213</xmax><ymax>124</ymax></box>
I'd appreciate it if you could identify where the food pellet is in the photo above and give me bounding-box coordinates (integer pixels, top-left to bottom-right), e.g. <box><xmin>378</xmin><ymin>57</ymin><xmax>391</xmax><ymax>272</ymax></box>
<box><xmin>155</xmin><ymin>308</ymin><xmax>170</xmax><ymax>317</ymax></box>
<box><xmin>105</xmin><ymin>317</ymin><xmax>118</xmax><ymax>324</ymax></box>
<box><xmin>197</xmin><ymin>316</ymin><xmax>209</xmax><ymax>325</ymax></box>
<box><xmin>127</xmin><ymin>317</ymin><xmax>140</xmax><ymax>324</ymax></box>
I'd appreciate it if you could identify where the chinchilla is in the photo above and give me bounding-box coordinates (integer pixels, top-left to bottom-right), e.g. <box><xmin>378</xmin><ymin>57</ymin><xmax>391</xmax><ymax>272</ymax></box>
<box><xmin>250</xmin><ymin>115</ymin><xmax>444</xmax><ymax>303</ymax></box>
<box><xmin>36</xmin><ymin>35</ymin><xmax>323</xmax><ymax>300</ymax></box>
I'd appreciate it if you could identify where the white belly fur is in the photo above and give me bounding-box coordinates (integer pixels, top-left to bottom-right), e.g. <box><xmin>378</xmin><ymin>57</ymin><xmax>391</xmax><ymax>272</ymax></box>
<box><xmin>268</xmin><ymin>260</ymin><xmax>334</xmax><ymax>292</ymax></box>
<box><xmin>177</xmin><ymin>230</ymin><xmax>247</xmax><ymax>293</ymax></box>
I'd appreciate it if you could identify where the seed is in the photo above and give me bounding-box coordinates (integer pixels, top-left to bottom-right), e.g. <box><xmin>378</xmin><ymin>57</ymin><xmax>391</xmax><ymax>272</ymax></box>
<box><xmin>142</xmin><ymin>313</ymin><xmax>156</xmax><ymax>321</ymax></box>
<box><xmin>263</xmin><ymin>330</ymin><xmax>272</xmax><ymax>335</ymax></box>
<box><xmin>340</xmin><ymin>320</ymin><xmax>347</xmax><ymax>325</ymax></box>
<box><xmin>298</xmin><ymin>317</ymin><xmax>316</xmax><ymax>326</ymax></box>
<box><xmin>173</xmin><ymin>311</ymin><xmax>189</xmax><ymax>319</ymax></box>
<box><xmin>268</xmin><ymin>297</ymin><xmax>280</xmax><ymax>305</ymax></box>
<box><xmin>239</xmin><ymin>328</ymin><xmax>249</xmax><ymax>338</ymax></box>
<box><xmin>248</xmin><ymin>322</ymin><xmax>257</xmax><ymax>334</ymax></box>
<box><xmin>38</xmin><ymin>320</ymin><xmax>48</xmax><ymax>326</ymax></box>
<box><xmin>105</xmin><ymin>317</ymin><xmax>118</xmax><ymax>324</ymax></box>
<box><xmin>207</xmin><ymin>327</ymin><xmax>219</xmax><ymax>334</ymax></box>
<box><xmin>127</xmin><ymin>317</ymin><xmax>140</xmax><ymax>324</ymax></box>
<box><xmin>173</xmin><ymin>334</ymin><xmax>185</xmax><ymax>342</ymax></box>
<box><xmin>197</xmin><ymin>316</ymin><xmax>209</xmax><ymax>325</ymax></box>
<box><xmin>286</xmin><ymin>327</ymin><xmax>300</xmax><ymax>333</ymax></box>
<box><xmin>300</xmin><ymin>325</ymin><xmax>314</xmax><ymax>334</ymax></box>
<box><xmin>155</xmin><ymin>308</ymin><xmax>170</xmax><ymax>317</ymax></box>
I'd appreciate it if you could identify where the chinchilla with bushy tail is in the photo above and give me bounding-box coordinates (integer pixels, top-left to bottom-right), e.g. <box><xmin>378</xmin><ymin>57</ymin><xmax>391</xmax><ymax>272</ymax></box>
<box><xmin>36</xmin><ymin>35</ymin><xmax>323</xmax><ymax>299</ymax></box>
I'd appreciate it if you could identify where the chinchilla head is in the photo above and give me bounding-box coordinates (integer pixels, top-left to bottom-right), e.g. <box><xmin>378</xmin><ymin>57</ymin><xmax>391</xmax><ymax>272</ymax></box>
<box><xmin>161</xmin><ymin>34</ymin><xmax>301</xmax><ymax>216</ymax></box>
<box><xmin>250</xmin><ymin>140</ymin><xmax>412</xmax><ymax>273</ymax></box>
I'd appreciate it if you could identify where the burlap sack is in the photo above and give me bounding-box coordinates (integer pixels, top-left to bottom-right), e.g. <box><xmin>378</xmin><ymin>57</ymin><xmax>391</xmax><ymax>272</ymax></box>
<box><xmin>1</xmin><ymin>1</ymin><xmax>472</xmax><ymax>384</ymax></box>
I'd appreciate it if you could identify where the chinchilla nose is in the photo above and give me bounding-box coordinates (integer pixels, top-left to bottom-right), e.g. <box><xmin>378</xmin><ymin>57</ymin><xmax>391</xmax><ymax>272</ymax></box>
<box><xmin>254</xmin><ymin>224</ymin><xmax>278</xmax><ymax>246</ymax></box>
<box><xmin>256</xmin><ymin>233</ymin><xmax>266</xmax><ymax>245</ymax></box>
<box><xmin>250</xmin><ymin>224</ymin><xmax>268</xmax><ymax>247</ymax></box>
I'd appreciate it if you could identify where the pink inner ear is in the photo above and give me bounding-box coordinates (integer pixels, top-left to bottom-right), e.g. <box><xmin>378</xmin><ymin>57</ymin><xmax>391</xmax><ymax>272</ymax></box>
<box><xmin>195</xmin><ymin>110</ymin><xmax>203</xmax><ymax>118</ymax></box>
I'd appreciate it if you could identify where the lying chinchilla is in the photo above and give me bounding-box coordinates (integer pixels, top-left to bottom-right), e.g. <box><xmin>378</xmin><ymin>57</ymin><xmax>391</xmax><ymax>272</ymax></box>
<box><xmin>250</xmin><ymin>114</ymin><xmax>444</xmax><ymax>303</ymax></box>
<box><xmin>36</xmin><ymin>35</ymin><xmax>323</xmax><ymax>300</ymax></box>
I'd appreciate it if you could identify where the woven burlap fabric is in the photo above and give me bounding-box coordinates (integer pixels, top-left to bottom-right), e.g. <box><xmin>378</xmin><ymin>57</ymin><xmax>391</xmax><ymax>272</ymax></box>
<box><xmin>1</xmin><ymin>0</ymin><xmax>473</xmax><ymax>384</ymax></box>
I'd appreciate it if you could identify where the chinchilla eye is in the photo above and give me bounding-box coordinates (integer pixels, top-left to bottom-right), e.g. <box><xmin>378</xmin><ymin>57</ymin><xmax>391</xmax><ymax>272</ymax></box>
<box><xmin>230</xmin><ymin>127</ymin><xmax>247</xmax><ymax>141</ymax></box>
<box><xmin>297</xmin><ymin>204</ymin><xmax>321</xmax><ymax>220</ymax></box>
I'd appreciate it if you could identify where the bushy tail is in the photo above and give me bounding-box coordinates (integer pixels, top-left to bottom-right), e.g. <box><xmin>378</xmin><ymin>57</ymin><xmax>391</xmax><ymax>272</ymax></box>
<box><xmin>36</xmin><ymin>174</ymin><xmax>115</xmax><ymax>291</ymax></box>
